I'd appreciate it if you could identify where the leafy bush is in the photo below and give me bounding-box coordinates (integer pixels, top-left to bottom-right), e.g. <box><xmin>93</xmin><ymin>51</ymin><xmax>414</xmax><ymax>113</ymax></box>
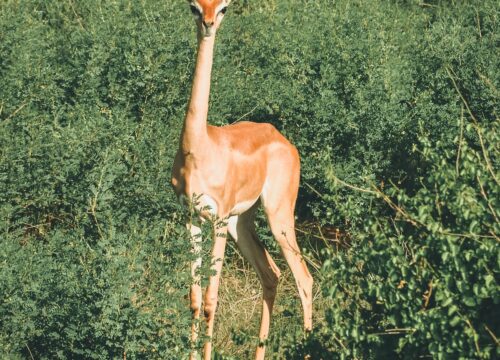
<box><xmin>290</xmin><ymin>78</ymin><xmax>499</xmax><ymax>359</ymax></box>
<box><xmin>0</xmin><ymin>1</ymin><xmax>194</xmax><ymax>357</ymax></box>
<box><xmin>0</xmin><ymin>0</ymin><xmax>498</xmax><ymax>359</ymax></box>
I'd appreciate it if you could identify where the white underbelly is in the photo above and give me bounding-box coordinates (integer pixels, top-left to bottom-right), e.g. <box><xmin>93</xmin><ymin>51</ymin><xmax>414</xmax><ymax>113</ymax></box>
<box><xmin>230</xmin><ymin>197</ymin><xmax>259</xmax><ymax>216</ymax></box>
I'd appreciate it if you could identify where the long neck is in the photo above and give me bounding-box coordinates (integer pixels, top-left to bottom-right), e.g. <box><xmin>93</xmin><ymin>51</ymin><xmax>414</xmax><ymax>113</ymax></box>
<box><xmin>181</xmin><ymin>35</ymin><xmax>216</xmax><ymax>153</ymax></box>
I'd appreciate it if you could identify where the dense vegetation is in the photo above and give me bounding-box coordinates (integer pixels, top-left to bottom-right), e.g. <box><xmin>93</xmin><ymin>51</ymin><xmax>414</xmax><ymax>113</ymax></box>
<box><xmin>1</xmin><ymin>0</ymin><xmax>498</xmax><ymax>358</ymax></box>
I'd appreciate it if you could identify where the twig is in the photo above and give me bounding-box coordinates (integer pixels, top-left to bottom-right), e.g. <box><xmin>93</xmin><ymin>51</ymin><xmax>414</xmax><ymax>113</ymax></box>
<box><xmin>370</xmin><ymin>185</ymin><xmax>418</xmax><ymax>226</ymax></box>
<box><xmin>484</xmin><ymin>324</ymin><xmax>499</xmax><ymax>346</ymax></box>
<box><xmin>419</xmin><ymin>2</ymin><xmax>436</xmax><ymax>7</ymax></box>
<box><xmin>25</xmin><ymin>344</ymin><xmax>35</xmax><ymax>360</ymax></box>
<box><xmin>333</xmin><ymin>175</ymin><xmax>497</xmax><ymax>242</ymax></box>
<box><xmin>88</xmin><ymin>157</ymin><xmax>109</xmax><ymax>240</ymax></box>
<box><xmin>89</xmin><ymin>194</ymin><xmax>104</xmax><ymax>240</ymax></box>
<box><xmin>456</xmin><ymin>104</ymin><xmax>464</xmax><ymax>176</ymax></box>
<box><xmin>488</xmin><ymin>230</ymin><xmax>500</xmax><ymax>242</ymax></box>
<box><xmin>475</xmin><ymin>9</ymin><xmax>482</xmax><ymax>38</ymax></box>
<box><xmin>422</xmin><ymin>280</ymin><xmax>433</xmax><ymax>310</ymax></box>
<box><xmin>477</xmin><ymin>71</ymin><xmax>499</xmax><ymax>97</ymax></box>
<box><xmin>369</xmin><ymin>328</ymin><xmax>416</xmax><ymax>336</ymax></box>
<box><xmin>303</xmin><ymin>181</ymin><xmax>324</xmax><ymax>198</ymax></box>
<box><xmin>281</xmin><ymin>230</ymin><xmax>321</xmax><ymax>271</ymax></box>
<box><xmin>476</xmin><ymin>175</ymin><xmax>499</xmax><ymax>225</ymax></box>
<box><xmin>2</xmin><ymin>101</ymin><xmax>28</xmax><ymax>123</ymax></box>
<box><xmin>69</xmin><ymin>0</ymin><xmax>86</xmax><ymax>31</ymax></box>
<box><xmin>373</xmin><ymin>184</ymin><xmax>497</xmax><ymax>241</ymax></box>
<box><xmin>446</xmin><ymin>66</ymin><xmax>499</xmax><ymax>185</ymax></box>
<box><xmin>317</xmin><ymin>223</ymin><xmax>340</xmax><ymax>254</ymax></box>
<box><xmin>327</xmin><ymin>172</ymin><xmax>378</xmax><ymax>195</ymax></box>
<box><xmin>232</xmin><ymin>105</ymin><xmax>259</xmax><ymax>124</ymax></box>
<box><xmin>332</xmin><ymin>333</ymin><xmax>348</xmax><ymax>351</ymax></box>
<box><xmin>383</xmin><ymin>328</ymin><xmax>416</xmax><ymax>333</ymax></box>
<box><xmin>464</xmin><ymin>318</ymin><xmax>481</xmax><ymax>355</ymax></box>
<box><xmin>295</xmin><ymin>226</ymin><xmax>341</xmax><ymax>244</ymax></box>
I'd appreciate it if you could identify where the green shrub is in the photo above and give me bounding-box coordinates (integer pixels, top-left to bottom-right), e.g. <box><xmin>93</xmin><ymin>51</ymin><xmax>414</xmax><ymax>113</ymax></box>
<box><xmin>0</xmin><ymin>0</ymin><xmax>497</xmax><ymax>358</ymax></box>
<box><xmin>0</xmin><ymin>1</ymin><xmax>194</xmax><ymax>357</ymax></box>
<box><xmin>295</xmin><ymin>93</ymin><xmax>499</xmax><ymax>359</ymax></box>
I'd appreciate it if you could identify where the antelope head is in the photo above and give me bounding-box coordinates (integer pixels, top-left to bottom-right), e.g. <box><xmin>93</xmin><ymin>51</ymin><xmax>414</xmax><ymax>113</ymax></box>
<box><xmin>187</xmin><ymin>0</ymin><xmax>231</xmax><ymax>37</ymax></box>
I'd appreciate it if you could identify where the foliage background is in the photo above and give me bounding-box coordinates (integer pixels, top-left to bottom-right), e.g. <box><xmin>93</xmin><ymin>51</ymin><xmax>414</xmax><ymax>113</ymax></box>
<box><xmin>0</xmin><ymin>0</ymin><xmax>498</xmax><ymax>358</ymax></box>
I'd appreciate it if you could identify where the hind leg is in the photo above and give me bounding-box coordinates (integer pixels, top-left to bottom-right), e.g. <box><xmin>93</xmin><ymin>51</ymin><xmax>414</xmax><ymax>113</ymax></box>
<box><xmin>265</xmin><ymin>206</ymin><xmax>313</xmax><ymax>330</ymax></box>
<box><xmin>227</xmin><ymin>206</ymin><xmax>281</xmax><ymax>360</ymax></box>
<box><xmin>261</xmin><ymin>175</ymin><xmax>313</xmax><ymax>330</ymax></box>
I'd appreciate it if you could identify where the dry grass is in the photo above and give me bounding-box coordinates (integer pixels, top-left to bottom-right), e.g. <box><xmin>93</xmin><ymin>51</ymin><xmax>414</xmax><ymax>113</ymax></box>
<box><xmin>212</xmin><ymin>235</ymin><xmax>333</xmax><ymax>359</ymax></box>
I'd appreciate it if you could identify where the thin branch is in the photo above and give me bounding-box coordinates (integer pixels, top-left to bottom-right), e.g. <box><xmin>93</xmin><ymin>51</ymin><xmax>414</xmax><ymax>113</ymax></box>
<box><xmin>368</xmin><ymin>328</ymin><xmax>416</xmax><ymax>336</ymax></box>
<box><xmin>456</xmin><ymin>104</ymin><xmax>464</xmax><ymax>176</ymax></box>
<box><xmin>477</xmin><ymin>71</ymin><xmax>499</xmax><ymax>98</ymax></box>
<box><xmin>301</xmin><ymin>251</ymin><xmax>321</xmax><ymax>272</ymax></box>
<box><xmin>303</xmin><ymin>181</ymin><xmax>325</xmax><ymax>198</ymax></box>
<box><xmin>370</xmin><ymin>185</ymin><xmax>418</xmax><ymax>226</ymax></box>
<box><xmin>475</xmin><ymin>9</ymin><xmax>482</xmax><ymax>38</ymax></box>
<box><xmin>422</xmin><ymin>280</ymin><xmax>433</xmax><ymax>310</ymax></box>
<box><xmin>476</xmin><ymin>175</ymin><xmax>499</xmax><ymax>225</ymax></box>
<box><xmin>440</xmin><ymin>231</ymin><xmax>497</xmax><ymax>242</ymax></box>
<box><xmin>295</xmin><ymin>226</ymin><xmax>341</xmax><ymax>244</ymax></box>
<box><xmin>484</xmin><ymin>324</ymin><xmax>499</xmax><ymax>346</ymax></box>
<box><xmin>419</xmin><ymin>3</ymin><xmax>436</xmax><ymax>7</ymax></box>
<box><xmin>232</xmin><ymin>105</ymin><xmax>259</xmax><ymax>124</ymax></box>
<box><xmin>69</xmin><ymin>0</ymin><xmax>86</xmax><ymax>31</ymax></box>
<box><xmin>488</xmin><ymin>230</ymin><xmax>500</xmax><ymax>242</ymax></box>
<box><xmin>2</xmin><ymin>101</ymin><xmax>28</xmax><ymax>124</ymax></box>
<box><xmin>332</xmin><ymin>175</ymin><xmax>497</xmax><ymax>242</ymax></box>
<box><xmin>327</xmin><ymin>172</ymin><xmax>378</xmax><ymax>195</ymax></box>
<box><xmin>317</xmin><ymin>223</ymin><xmax>341</xmax><ymax>254</ymax></box>
<box><xmin>332</xmin><ymin>333</ymin><xmax>349</xmax><ymax>352</ymax></box>
<box><xmin>446</xmin><ymin>66</ymin><xmax>499</xmax><ymax>185</ymax></box>
<box><xmin>88</xmin><ymin>159</ymin><xmax>108</xmax><ymax>240</ymax></box>
<box><xmin>282</xmin><ymin>230</ymin><xmax>321</xmax><ymax>271</ymax></box>
<box><xmin>464</xmin><ymin>318</ymin><xmax>481</xmax><ymax>355</ymax></box>
<box><xmin>373</xmin><ymin>183</ymin><xmax>497</xmax><ymax>241</ymax></box>
<box><xmin>25</xmin><ymin>344</ymin><xmax>35</xmax><ymax>360</ymax></box>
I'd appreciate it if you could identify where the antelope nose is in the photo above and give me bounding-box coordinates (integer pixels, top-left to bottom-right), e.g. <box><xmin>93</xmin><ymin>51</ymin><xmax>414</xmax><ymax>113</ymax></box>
<box><xmin>203</xmin><ymin>20</ymin><xmax>214</xmax><ymax>28</ymax></box>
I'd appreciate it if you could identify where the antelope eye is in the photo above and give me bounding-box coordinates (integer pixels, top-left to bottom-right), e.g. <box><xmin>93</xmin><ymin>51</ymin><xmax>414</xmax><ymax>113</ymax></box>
<box><xmin>190</xmin><ymin>5</ymin><xmax>201</xmax><ymax>16</ymax></box>
<box><xmin>219</xmin><ymin>7</ymin><xmax>227</xmax><ymax>15</ymax></box>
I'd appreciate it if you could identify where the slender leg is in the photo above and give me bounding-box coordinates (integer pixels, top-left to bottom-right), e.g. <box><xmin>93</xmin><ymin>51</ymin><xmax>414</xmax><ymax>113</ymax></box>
<box><xmin>265</xmin><ymin>207</ymin><xmax>313</xmax><ymax>330</ymax></box>
<box><xmin>261</xmin><ymin>152</ymin><xmax>313</xmax><ymax>332</ymax></box>
<box><xmin>203</xmin><ymin>219</ymin><xmax>228</xmax><ymax>359</ymax></box>
<box><xmin>188</xmin><ymin>223</ymin><xmax>203</xmax><ymax>360</ymax></box>
<box><xmin>227</xmin><ymin>209</ymin><xmax>281</xmax><ymax>360</ymax></box>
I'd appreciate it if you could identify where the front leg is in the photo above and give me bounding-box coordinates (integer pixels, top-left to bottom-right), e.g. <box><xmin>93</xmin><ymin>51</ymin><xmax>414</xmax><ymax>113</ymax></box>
<box><xmin>203</xmin><ymin>219</ymin><xmax>228</xmax><ymax>359</ymax></box>
<box><xmin>188</xmin><ymin>222</ymin><xmax>203</xmax><ymax>360</ymax></box>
